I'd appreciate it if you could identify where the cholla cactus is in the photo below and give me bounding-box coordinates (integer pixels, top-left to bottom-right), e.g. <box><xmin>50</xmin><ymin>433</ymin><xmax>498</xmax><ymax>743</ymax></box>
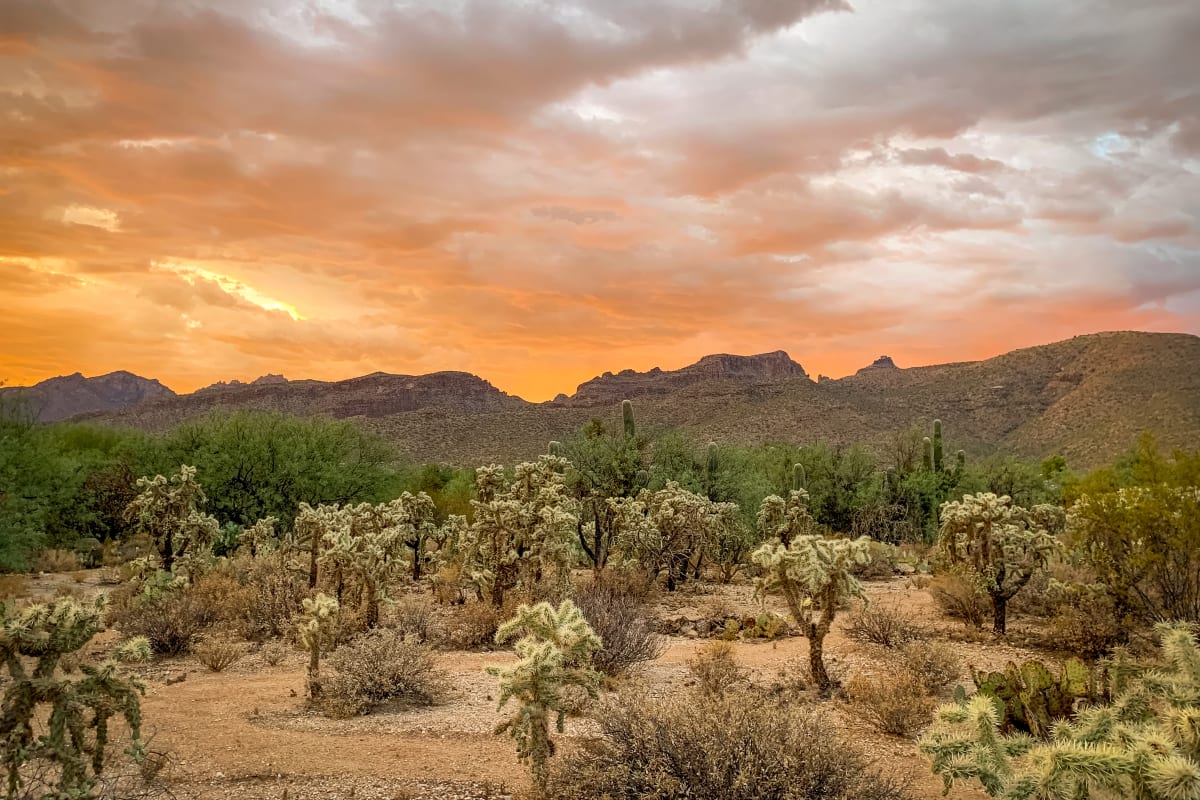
<box><xmin>488</xmin><ymin>600</ymin><xmax>602</xmax><ymax>792</ymax></box>
<box><xmin>922</xmin><ymin>623</ymin><xmax>1200</xmax><ymax>800</ymax></box>
<box><xmin>462</xmin><ymin>457</ymin><xmax>578</xmax><ymax>607</ymax></box>
<box><xmin>123</xmin><ymin>464</ymin><xmax>219</xmax><ymax>573</ymax></box>
<box><xmin>751</xmin><ymin>532</ymin><xmax>871</xmax><ymax>691</ymax></box>
<box><xmin>939</xmin><ymin>493</ymin><xmax>1059</xmax><ymax>634</ymax></box>
<box><xmin>613</xmin><ymin>482</ymin><xmax>733</xmax><ymax>591</ymax></box>
<box><xmin>1</xmin><ymin>597</ymin><xmax>145</xmax><ymax>799</ymax></box>
<box><xmin>297</xmin><ymin>593</ymin><xmax>339</xmax><ymax>699</ymax></box>
<box><xmin>756</xmin><ymin>489</ymin><xmax>818</xmax><ymax>546</ymax></box>
<box><xmin>242</xmin><ymin>515</ymin><xmax>279</xmax><ymax>557</ymax></box>
<box><xmin>295</xmin><ymin>502</ymin><xmax>341</xmax><ymax>589</ymax></box>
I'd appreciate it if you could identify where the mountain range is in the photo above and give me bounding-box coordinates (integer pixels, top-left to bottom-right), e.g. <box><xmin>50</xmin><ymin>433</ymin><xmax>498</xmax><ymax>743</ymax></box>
<box><xmin>3</xmin><ymin>331</ymin><xmax>1198</xmax><ymax>468</ymax></box>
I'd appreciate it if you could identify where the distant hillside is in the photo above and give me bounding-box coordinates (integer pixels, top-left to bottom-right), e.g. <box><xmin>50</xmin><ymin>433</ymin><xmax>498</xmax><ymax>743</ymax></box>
<box><xmin>55</xmin><ymin>331</ymin><xmax>1200</xmax><ymax>468</ymax></box>
<box><xmin>74</xmin><ymin>371</ymin><xmax>527</xmax><ymax>429</ymax></box>
<box><xmin>0</xmin><ymin>371</ymin><xmax>175</xmax><ymax>422</ymax></box>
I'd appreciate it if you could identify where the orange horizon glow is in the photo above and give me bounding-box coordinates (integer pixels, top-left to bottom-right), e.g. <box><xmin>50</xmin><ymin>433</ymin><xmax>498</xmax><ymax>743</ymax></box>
<box><xmin>2</xmin><ymin>1</ymin><xmax>1198</xmax><ymax>402</ymax></box>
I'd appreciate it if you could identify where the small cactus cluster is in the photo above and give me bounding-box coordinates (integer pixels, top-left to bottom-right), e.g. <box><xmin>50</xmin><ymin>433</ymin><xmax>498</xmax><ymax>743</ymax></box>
<box><xmin>1</xmin><ymin>597</ymin><xmax>148</xmax><ymax>799</ymax></box>
<box><xmin>967</xmin><ymin>657</ymin><xmax>1097</xmax><ymax>737</ymax></box>
<box><xmin>298</xmin><ymin>592</ymin><xmax>339</xmax><ymax>699</ymax></box>
<box><xmin>922</xmin><ymin>623</ymin><xmax>1200</xmax><ymax>800</ymax></box>
<box><xmin>922</xmin><ymin>419</ymin><xmax>965</xmax><ymax>475</ymax></box>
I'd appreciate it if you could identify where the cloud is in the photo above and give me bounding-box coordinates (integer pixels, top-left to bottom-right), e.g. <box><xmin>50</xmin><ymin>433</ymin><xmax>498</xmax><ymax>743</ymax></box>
<box><xmin>0</xmin><ymin>0</ymin><xmax>1197</xmax><ymax>399</ymax></box>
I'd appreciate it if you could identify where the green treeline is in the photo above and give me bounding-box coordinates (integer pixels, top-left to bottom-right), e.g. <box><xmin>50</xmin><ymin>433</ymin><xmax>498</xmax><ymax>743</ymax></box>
<box><xmin>0</xmin><ymin>394</ymin><xmax>1190</xmax><ymax>573</ymax></box>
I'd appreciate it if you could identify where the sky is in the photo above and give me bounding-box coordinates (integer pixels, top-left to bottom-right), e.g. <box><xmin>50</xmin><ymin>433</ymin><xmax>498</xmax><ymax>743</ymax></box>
<box><xmin>1</xmin><ymin>0</ymin><xmax>1198</xmax><ymax>401</ymax></box>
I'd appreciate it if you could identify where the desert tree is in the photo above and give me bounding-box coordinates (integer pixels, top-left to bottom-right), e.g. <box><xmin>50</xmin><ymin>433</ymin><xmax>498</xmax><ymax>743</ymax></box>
<box><xmin>938</xmin><ymin>492</ymin><xmax>1058</xmax><ymax>634</ymax></box>
<box><xmin>488</xmin><ymin>600</ymin><xmax>602</xmax><ymax>794</ymax></box>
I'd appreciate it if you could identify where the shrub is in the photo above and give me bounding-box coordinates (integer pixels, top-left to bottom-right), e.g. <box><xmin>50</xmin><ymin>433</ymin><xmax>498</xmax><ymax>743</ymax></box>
<box><xmin>442</xmin><ymin>600</ymin><xmax>505</xmax><ymax>650</ymax></box>
<box><xmin>34</xmin><ymin>548</ymin><xmax>81</xmax><ymax>573</ymax></box>
<box><xmin>194</xmin><ymin>633</ymin><xmax>246</xmax><ymax>672</ymax></box>
<box><xmin>852</xmin><ymin>541</ymin><xmax>899</xmax><ymax>580</ymax></box>
<box><xmin>322</xmin><ymin>630</ymin><xmax>448</xmax><ymax>718</ymax></box>
<box><xmin>897</xmin><ymin>641</ymin><xmax>961</xmax><ymax>695</ymax></box>
<box><xmin>261</xmin><ymin>640</ymin><xmax>288</xmax><ymax>666</ymax></box>
<box><xmin>0</xmin><ymin>573</ymin><xmax>29</xmax><ymax>600</ymax></box>
<box><xmin>110</xmin><ymin>583</ymin><xmax>218</xmax><ymax>655</ymax></box>
<box><xmin>844</xmin><ymin>602</ymin><xmax>924</xmax><ymax>648</ymax></box>
<box><xmin>845</xmin><ymin>670</ymin><xmax>935</xmax><ymax>737</ymax></box>
<box><xmin>391</xmin><ymin>595</ymin><xmax>437</xmax><ymax>644</ymax></box>
<box><xmin>687</xmin><ymin>640</ymin><xmax>748</xmax><ymax>696</ymax></box>
<box><xmin>545</xmin><ymin>691</ymin><xmax>912</xmax><ymax>800</ymax></box>
<box><xmin>237</xmin><ymin>557</ymin><xmax>307</xmax><ymax>641</ymax></box>
<box><xmin>1047</xmin><ymin>581</ymin><xmax>1129</xmax><ymax>659</ymax></box>
<box><xmin>928</xmin><ymin>569</ymin><xmax>990</xmax><ymax>629</ymax></box>
<box><xmin>573</xmin><ymin>580</ymin><xmax>665</xmax><ymax>676</ymax></box>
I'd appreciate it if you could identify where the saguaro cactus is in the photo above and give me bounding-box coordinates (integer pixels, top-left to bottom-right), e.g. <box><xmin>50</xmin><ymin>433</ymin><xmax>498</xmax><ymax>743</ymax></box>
<box><xmin>932</xmin><ymin>419</ymin><xmax>944</xmax><ymax>472</ymax></box>
<box><xmin>792</xmin><ymin>462</ymin><xmax>807</xmax><ymax>492</ymax></box>
<box><xmin>621</xmin><ymin>399</ymin><xmax>636</xmax><ymax>439</ymax></box>
<box><xmin>488</xmin><ymin>600</ymin><xmax>601</xmax><ymax>793</ymax></box>
<box><xmin>922</xmin><ymin>437</ymin><xmax>934</xmax><ymax>471</ymax></box>
<box><xmin>705</xmin><ymin>442</ymin><xmax>719</xmax><ymax>499</ymax></box>
<box><xmin>1</xmin><ymin>597</ymin><xmax>147</xmax><ymax>799</ymax></box>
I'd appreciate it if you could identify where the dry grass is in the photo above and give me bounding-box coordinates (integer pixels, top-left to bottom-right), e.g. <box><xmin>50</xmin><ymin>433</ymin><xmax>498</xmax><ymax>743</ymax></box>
<box><xmin>34</xmin><ymin>548</ymin><xmax>81</xmax><ymax>573</ymax></box>
<box><xmin>0</xmin><ymin>573</ymin><xmax>30</xmax><ymax>600</ymax></box>
<box><xmin>441</xmin><ymin>601</ymin><xmax>506</xmax><ymax>650</ymax></box>
<box><xmin>194</xmin><ymin>634</ymin><xmax>246</xmax><ymax>672</ymax></box>
<box><xmin>321</xmin><ymin>630</ymin><xmax>449</xmax><ymax>718</ymax></box>
<box><xmin>845</xmin><ymin>670</ymin><xmax>935</xmax><ymax>738</ymax></box>
<box><xmin>687</xmin><ymin>640</ymin><xmax>748</xmax><ymax>697</ymax></box>
<box><xmin>845</xmin><ymin>602</ymin><xmax>924</xmax><ymax>648</ymax></box>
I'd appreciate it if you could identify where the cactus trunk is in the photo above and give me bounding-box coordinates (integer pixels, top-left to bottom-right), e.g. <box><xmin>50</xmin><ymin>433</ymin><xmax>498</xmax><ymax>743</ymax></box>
<box><xmin>933</xmin><ymin>419</ymin><xmax>944</xmax><ymax>472</ymax></box>
<box><xmin>622</xmin><ymin>399</ymin><xmax>636</xmax><ymax>439</ymax></box>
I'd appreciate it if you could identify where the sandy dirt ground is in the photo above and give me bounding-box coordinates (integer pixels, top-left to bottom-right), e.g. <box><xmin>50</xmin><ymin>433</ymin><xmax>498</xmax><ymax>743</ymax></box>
<box><xmin>13</xmin><ymin>570</ymin><xmax>1057</xmax><ymax>800</ymax></box>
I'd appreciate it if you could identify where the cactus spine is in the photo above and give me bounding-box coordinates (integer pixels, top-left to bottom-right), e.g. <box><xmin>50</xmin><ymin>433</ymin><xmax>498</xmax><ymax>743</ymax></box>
<box><xmin>621</xmin><ymin>399</ymin><xmax>636</xmax><ymax>439</ymax></box>
<box><xmin>933</xmin><ymin>419</ymin><xmax>944</xmax><ymax>472</ymax></box>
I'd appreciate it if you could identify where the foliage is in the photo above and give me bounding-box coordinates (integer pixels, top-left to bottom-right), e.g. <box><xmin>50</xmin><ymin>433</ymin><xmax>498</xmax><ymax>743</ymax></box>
<box><xmin>846</xmin><ymin>670</ymin><xmax>935</xmax><ymax>737</ymax></box>
<box><xmin>686</xmin><ymin>640</ymin><xmax>748</xmax><ymax>697</ymax></box>
<box><xmin>123</xmin><ymin>465</ymin><xmax>220</xmax><ymax>574</ymax></box>
<box><xmin>921</xmin><ymin>623</ymin><xmax>1200</xmax><ymax>800</ymax></box>
<box><xmin>751</xmin><ymin>502</ymin><xmax>871</xmax><ymax>690</ymax></box>
<box><xmin>321</xmin><ymin>630</ymin><xmax>448</xmax><ymax>718</ymax></box>
<box><xmin>1068</xmin><ymin>484</ymin><xmax>1200</xmax><ymax>624</ymax></box>
<box><xmin>488</xmin><ymin>600</ymin><xmax>602</xmax><ymax>791</ymax></box>
<box><xmin>845</xmin><ymin>601</ymin><xmax>924</xmax><ymax>648</ymax></box>
<box><xmin>1</xmin><ymin>597</ymin><xmax>145</xmax><ymax>800</ymax></box>
<box><xmin>938</xmin><ymin>492</ymin><xmax>1059</xmax><ymax>633</ymax></box>
<box><xmin>442</xmin><ymin>600</ymin><xmax>506</xmax><ymax>650</ymax></box>
<box><xmin>463</xmin><ymin>457</ymin><xmax>578</xmax><ymax>607</ymax></box>
<box><xmin>572</xmin><ymin>580</ymin><xmax>664</xmax><ymax>676</ymax></box>
<box><xmin>109</xmin><ymin>574</ymin><xmax>222</xmax><ymax>655</ymax></box>
<box><xmin>545</xmin><ymin>690</ymin><xmax>912</xmax><ymax>800</ymax></box>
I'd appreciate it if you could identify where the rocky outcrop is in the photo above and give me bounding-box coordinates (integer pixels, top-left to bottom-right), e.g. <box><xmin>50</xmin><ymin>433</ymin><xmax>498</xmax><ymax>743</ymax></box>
<box><xmin>0</xmin><ymin>371</ymin><xmax>175</xmax><ymax>422</ymax></box>
<box><xmin>857</xmin><ymin>355</ymin><xmax>899</xmax><ymax>373</ymax></box>
<box><xmin>564</xmin><ymin>350</ymin><xmax>811</xmax><ymax>406</ymax></box>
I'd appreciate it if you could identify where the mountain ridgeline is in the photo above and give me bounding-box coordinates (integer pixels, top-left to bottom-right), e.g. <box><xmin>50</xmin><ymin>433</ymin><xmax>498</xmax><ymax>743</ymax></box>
<box><xmin>5</xmin><ymin>331</ymin><xmax>1198</xmax><ymax>468</ymax></box>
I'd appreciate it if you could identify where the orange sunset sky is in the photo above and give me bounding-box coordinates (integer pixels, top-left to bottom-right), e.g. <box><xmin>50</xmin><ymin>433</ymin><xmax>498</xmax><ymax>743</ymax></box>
<box><xmin>2</xmin><ymin>0</ymin><xmax>1198</xmax><ymax>401</ymax></box>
